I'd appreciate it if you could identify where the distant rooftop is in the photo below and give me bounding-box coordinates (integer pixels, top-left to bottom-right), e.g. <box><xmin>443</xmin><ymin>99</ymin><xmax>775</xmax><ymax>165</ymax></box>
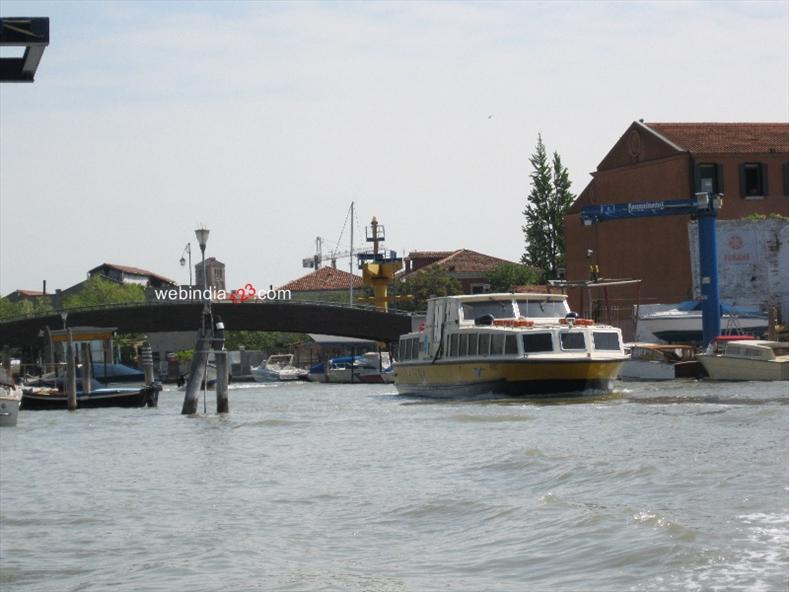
<box><xmin>644</xmin><ymin>122</ymin><xmax>789</xmax><ymax>154</ymax></box>
<box><xmin>88</xmin><ymin>262</ymin><xmax>176</xmax><ymax>286</ymax></box>
<box><xmin>279</xmin><ymin>266</ymin><xmax>363</xmax><ymax>292</ymax></box>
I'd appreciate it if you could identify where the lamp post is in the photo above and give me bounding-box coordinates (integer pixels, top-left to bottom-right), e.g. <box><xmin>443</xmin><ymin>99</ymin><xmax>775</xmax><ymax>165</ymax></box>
<box><xmin>180</xmin><ymin>243</ymin><xmax>192</xmax><ymax>286</ymax></box>
<box><xmin>194</xmin><ymin>227</ymin><xmax>210</xmax><ymax>294</ymax></box>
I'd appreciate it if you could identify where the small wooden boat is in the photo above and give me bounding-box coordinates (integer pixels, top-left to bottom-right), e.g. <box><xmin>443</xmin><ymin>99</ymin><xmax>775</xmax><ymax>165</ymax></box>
<box><xmin>697</xmin><ymin>339</ymin><xmax>789</xmax><ymax>381</ymax></box>
<box><xmin>619</xmin><ymin>343</ymin><xmax>702</xmax><ymax>380</ymax></box>
<box><xmin>20</xmin><ymin>385</ymin><xmax>159</xmax><ymax>410</ymax></box>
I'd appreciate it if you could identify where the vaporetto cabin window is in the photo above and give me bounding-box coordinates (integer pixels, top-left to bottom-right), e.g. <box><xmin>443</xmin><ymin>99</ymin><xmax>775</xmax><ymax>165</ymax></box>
<box><xmin>479</xmin><ymin>334</ymin><xmax>491</xmax><ymax>357</ymax></box>
<box><xmin>522</xmin><ymin>333</ymin><xmax>553</xmax><ymax>353</ymax></box>
<box><xmin>462</xmin><ymin>301</ymin><xmax>516</xmax><ymax>321</ymax></box>
<box><xmin>468</xmin><ymin>333</ymin><xmax>479</xmax><ymax>356</ymax></box>
<box><xmin>491</xmin><ymin>334</ymin><xmax>505</xmax><ymax>356</ymax></box>
<box><xmin>505</xmin><ymin>334</ymin><xmax>518</xmax><ymax>355</ymax></box>
<box><xmin>593</xmin><ymin>332</ymin><xmax>621</xmax><ymax>351</ymax></box>
<box><xmin>460</xmin><ymin>333</ymin><xmax>469</xmax><ymax>356</ymax></box>
<box><xmin>560</xmin><ymin>332</ymin><xmax>586</xmax><ymax>350</ymax></box>
<box><xmin>516</xmin><ymin>301</ymin><xmax>569</xmax><ymax>318</ymax></box>
<box><xmin>450</xmin><ymin>334</ymin><xmax>459</xmax><ymax>357</ymax></box>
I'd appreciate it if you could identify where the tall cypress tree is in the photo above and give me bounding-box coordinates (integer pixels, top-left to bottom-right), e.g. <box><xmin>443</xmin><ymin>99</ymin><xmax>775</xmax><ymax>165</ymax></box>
<box><xmin>521</xmin><ymin>135</ymin><xmax>576</xmax><ymax>280</ymax></box>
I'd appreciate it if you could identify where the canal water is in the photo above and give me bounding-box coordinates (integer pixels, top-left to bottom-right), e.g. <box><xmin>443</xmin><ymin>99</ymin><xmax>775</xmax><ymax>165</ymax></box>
<box><xmin>1</xmin><ymin>381</ymin><xmax>787</xmax><ymax>591</ymax></box>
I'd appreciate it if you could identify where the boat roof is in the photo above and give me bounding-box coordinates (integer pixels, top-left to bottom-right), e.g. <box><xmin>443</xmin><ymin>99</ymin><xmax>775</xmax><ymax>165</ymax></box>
<box><xmin>723</xmin><ymin>340</ymin><xmax>787</xmax><ymax>348</ymax></box>
<box><xmin>628</xmin><ymin>343</ymin><xmax>696</xmax><ymax>351</ymax></box>
<box><xmin>429</xmin><ymin>292</ymin><xmax>567</xmax><ymax>304</ymax></box>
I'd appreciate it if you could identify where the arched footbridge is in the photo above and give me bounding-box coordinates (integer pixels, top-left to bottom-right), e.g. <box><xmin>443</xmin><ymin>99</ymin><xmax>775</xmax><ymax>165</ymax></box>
<box><xmin>0</xmin><ymin>301</ymin><xmax>414</xmax><ymax>347</ymax></box>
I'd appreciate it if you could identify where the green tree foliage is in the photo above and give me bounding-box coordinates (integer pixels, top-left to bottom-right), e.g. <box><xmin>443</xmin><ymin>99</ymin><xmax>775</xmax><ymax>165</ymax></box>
<box><xmin>224</xmin><ymin>331</ymin><xmax>305</xmax><ymax>351</ymax></box>
<box><xmin>62</xmin><ymin>276</ymin><xmax>145</xmax><ymax>309</ymax></box>
<box><xmin>521</xmin><ymin>134</ymin><xmax>576</xmax><ymax>281</ymax></box>
<box><xmin>0</xmin><ymin>296</ymin><xmax>54</xmax><ymax>320</ymax></box>
<box><xmin>395</xmin><ymin>266</ymin><xmax>462</xmax><ymax>312</ymax></box>
<box><xmin>484</xmin><ymin>263</ymin><xmax>541</xmax><ymax>292</ymax></box>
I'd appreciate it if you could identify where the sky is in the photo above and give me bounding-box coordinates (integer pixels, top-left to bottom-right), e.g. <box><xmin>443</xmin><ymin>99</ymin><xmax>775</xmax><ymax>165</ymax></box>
<box><xmin>1</xmin><ymin>1</ymin><xmax>787</xmax><ymax>295</ymax></box>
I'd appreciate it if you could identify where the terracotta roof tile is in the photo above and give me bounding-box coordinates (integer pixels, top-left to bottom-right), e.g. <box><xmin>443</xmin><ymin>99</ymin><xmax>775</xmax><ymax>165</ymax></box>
<box><xmin>407</xmin><ymin>251</ymin><xmax>455</xmax><ymax>260</ymax></box>
<box><xmin>279</xmin><ymin>266</ymin><xmax>363</xmax><ymax>292</ymax></box>
<box><xmin>645</xmin><ymin>122</ymin><xmax>789</xmax><ymax>154</ymax></box>
<box><xmin>406</xmin><ymin>249</ymin><xmax>519</xmax><ymax>275</ymax></box>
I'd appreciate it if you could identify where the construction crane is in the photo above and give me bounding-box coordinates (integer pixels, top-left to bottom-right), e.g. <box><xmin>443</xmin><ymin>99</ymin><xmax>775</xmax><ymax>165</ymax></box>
<box><xmin>301</xmin><ymin>236</ymin><xmax>369</xmax><ymax>269</ymax></box>
<box><xmin>581</xmin><ymin>192</ymin><xmax>723</xmax><ymax>347</ymax></box>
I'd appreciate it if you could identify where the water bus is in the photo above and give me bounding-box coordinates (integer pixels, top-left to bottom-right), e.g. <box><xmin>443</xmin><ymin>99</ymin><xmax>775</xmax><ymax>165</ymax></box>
<box><xmin>394</xmin><ymin>293</ymin><xmax>626</xmax><ymax>397</ymax></box>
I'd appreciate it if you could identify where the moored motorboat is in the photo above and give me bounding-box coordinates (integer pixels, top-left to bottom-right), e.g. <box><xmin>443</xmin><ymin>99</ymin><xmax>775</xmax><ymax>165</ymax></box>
<box><xmin>697</xmin><ymin>338</ymin><xmax>789</xmax><ymax>381</ymax></box>
<box><xmin>252</xmin><ymin>354</ymin><xmax>308</xmax><ymax>382</ymax></box>
<box><xmin>394</xmin><ymin>293</ymin><xmax>626</xmax><ymax>398</ymax></box>
<box><xmin>20</xmin><ymin>384</ymin><xmax>159</xmax><ymax>410</ymax></box>
<box><xmin>0</xmin><ymin>373</ymin><xmax>22</xmax><ymax>427</ymax></box>
<box><xmin>619</xmin><ymin>343</ymin><xmax>702</xmax><ymax>380</ymax></box>
<box><xmin>636</xmin><ymin>301</ymin><xmax>768</xmax><ymax>344</ymax></box>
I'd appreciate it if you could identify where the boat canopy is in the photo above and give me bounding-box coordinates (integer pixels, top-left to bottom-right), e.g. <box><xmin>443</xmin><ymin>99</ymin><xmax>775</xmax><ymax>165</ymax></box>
<box><xmin>674</xmin><ymin>300</ymin><xmax>765</xmax><ymax>316</ymax></box>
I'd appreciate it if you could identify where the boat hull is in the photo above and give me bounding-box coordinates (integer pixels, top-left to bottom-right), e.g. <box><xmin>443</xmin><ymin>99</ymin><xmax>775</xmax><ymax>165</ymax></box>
<box><xmin>697</xmin><ymin>356</ymin><xmax>789</xmax><ymax>381</ymax></box>
<box><xmin>0</xmin><ymin>395</ymin><xmax>20</xmax><ymax>427</ymax></box>
<box><xmin>638</xmin><ymin>316</ymin><xmax>767</xmax><ymax>344</ymax></box>
<box><xmin>395</xmin><ymin>359</ymin><xmax>624</xmax><ymax>398</ymax></box>
<box><xmin>20</xmin><ymin>386</ymin><xmax>159</xmax><ymax>410</ymax></box>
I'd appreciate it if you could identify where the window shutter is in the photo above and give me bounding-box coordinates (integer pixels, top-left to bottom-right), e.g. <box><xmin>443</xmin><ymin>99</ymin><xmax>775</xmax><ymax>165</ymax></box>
<box><xmin>716</xmin><ymin>163</ymin><xmax>724</xmax><ymax>194</ymax></box>
<box><xmin>693</xmin><ymin>163</ymin><xmax>701</xmax><ymax>193</ymax></box>
<box><xmin>738</xmin><ymin>164</ymin><xmax>747</xmax><ymax>197</ymax></box>
<box><xmin>761</xmin><ymin>163</ymin><xmax>768</xmax><ymax>196</ymax></box>
<box><xmin>783</xmin><ymin>163</ymin><xmax>789</xmax><ymax>196</ymax></box>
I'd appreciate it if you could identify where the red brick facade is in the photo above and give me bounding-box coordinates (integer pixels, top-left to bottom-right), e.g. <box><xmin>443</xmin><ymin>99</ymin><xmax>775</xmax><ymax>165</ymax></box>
<box><xmin>565</xmin><ymin>121</ymin><xmax>789</xmax><ymax>323</ymax></box>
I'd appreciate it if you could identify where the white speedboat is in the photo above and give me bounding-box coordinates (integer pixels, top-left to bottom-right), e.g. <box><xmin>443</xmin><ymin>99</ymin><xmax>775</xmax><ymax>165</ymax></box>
<box><xmin>252</xmin><ymin>354</ymin><xmax>308</xmax><ymax>382</ymax></box>
<box><xmin>395</xmin><ymin>293</ymin><xmax>626</xmax><ymax>398</ymax></box>
<box><xmin>636</xmin><ymin>301</ymin><xmax>768</xmax><ymax>344</ymax></box>
<box><xmin>697</xmin><ymin>339</ymin><xmax>789</xmax><ymax>381</ymax></box>
<box><xmin>0</xmin><ymin>382</ymin><xmax>22</xmax><ymax>427</ymax></box>
<box><xmin>619</xmin><ymin>343</ymin><xmax>702</xmax><ymax>380</ymax></box>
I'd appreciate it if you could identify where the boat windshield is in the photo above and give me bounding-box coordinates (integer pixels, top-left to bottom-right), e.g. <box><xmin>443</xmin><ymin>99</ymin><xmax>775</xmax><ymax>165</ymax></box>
<box><xmin>462</xmin><ymin>301</ymin><xmax>517</xmax><ymax>321</ymax></box>
<box><xmin>516</xmin><ymin>300</ymin><xmax>568</xmax><ymax>318</ymax></box>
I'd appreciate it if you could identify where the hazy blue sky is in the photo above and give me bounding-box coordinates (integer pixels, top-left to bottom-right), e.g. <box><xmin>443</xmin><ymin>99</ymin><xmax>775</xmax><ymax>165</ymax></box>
<box><xmin>1</xmin><ymin>1</ymin><xmax>787</xmax><ymax>295</ymax></box>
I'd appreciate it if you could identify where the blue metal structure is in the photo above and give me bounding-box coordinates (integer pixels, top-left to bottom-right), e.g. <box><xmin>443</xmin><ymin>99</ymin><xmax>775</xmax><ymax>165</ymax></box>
<box><xmin>581</xmin><ymin>192</ymin><xmax>723</xmax><ymax>347</ymax></box>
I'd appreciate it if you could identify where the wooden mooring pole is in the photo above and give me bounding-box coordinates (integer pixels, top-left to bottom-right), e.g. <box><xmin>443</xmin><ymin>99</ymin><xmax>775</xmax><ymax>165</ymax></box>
<box><xmin>66</xmin><ymin>329</ymin><xmax>77</xmax><ymax>411</ymax></box>
<box><xmin>214</xmin><ymin>318</ymin><xmax>228</xmax><ymax>413</ymax></box>
<box><xmin>80</xmin><ymin>342</ymin><xmax>92</xmax><ymax>394</ymax></box>
<box><xmin>141</xmin><ymin>342</ymin><xmax>155</xmax><ymax>386</ymax></box>
<box><xmin>181</xmin><ymin>334</ymin><xmax>209</xmax><ymax>415</ymax></box>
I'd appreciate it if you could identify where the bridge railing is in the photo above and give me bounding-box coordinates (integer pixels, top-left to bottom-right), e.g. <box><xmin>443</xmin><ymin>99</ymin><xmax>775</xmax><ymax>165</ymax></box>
<box><xmin>0</xmin><ymin>298</ymin><xmax>414</xmax><ymax>324</ymax></box>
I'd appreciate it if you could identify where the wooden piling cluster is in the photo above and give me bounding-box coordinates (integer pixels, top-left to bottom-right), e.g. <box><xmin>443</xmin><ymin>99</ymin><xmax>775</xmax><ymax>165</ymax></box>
<box><xmin>181</xmin><ymin>313</ymin><xmax>229</xmax><ymax>415</ymax></box>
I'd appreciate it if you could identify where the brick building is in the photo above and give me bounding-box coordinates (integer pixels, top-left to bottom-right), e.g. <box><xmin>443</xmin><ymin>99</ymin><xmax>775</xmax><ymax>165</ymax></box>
<box><xmin>565</xmin><ymin>121</ymin><xmax>789</xmax><ymax>327</ymax></box>
<box><xmin>279</xmin><ymin>265</ymin><xmax>363</xmax><ymax>304</ymax></box>
<box><xmin>403</xmin><ymin>249</ymin><xmax>517</xmax><ymax>294</ymax></box>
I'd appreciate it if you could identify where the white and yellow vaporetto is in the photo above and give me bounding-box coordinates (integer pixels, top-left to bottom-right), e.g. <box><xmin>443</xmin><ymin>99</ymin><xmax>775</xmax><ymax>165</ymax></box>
<box><xmin>394</xmin><ymin>293</ymin><xmax>627</xmax><ymax>397</ymax></box>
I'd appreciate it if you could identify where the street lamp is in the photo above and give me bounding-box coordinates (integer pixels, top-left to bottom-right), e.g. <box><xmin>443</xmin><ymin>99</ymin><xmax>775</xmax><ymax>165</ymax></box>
<box><xmin>180</xmin><ymin>243</ymin><xmax>193</xmax><ymax>286</ymax></box>
<box><xmin>194</xmin><ymin>226</ymin><xmax>210</xmax><ymax>294</ymax></box>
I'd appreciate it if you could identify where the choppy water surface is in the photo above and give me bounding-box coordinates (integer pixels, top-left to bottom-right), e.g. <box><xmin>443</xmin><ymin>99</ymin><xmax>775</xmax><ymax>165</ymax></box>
<box><xmin>1</xmin><ymin>380</ymin><xmax>787</xmax><ymax>591</ymax></box>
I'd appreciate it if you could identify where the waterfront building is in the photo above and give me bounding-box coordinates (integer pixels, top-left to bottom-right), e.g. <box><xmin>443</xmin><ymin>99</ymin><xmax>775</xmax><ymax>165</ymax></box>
<box><xmin>279</xmin><ymin>265</ymin><xmax>363</xmax><ymax>304</ymax></box>
<box><xmin>403</xmin><ymin>249</ymin><xmax>521</xmax><ymax>294</ymax></box>
<box><xmin>565</xmin><ymin>121</ymin><xmax>789</xmax><ymax>336</ymax></box>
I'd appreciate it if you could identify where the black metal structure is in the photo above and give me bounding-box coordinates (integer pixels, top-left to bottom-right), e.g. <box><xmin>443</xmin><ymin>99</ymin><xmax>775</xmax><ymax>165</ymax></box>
<box><xmin>0</xmin><ymin>17</ymin><xmax>49</xmax><ymax>82</ymax></box>
<box><xmin>0</xmin><ymin>301</ymin><xmax>413</xmax><ymax>347</ymax></box>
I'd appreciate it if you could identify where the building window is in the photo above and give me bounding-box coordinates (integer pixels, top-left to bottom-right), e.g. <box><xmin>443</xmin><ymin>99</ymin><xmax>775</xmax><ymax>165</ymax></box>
<box><xmin>695</xmin><ymin>163</ymin><xmax>722</xmax><ymax>194</ymax></box>
<box><xmin>470</xmin><ymin>283</ymin><xmax>491</xmax><ymax>295</ymax></box>
<box><xmin>739</xmin><ymin>163</ymin><xmax>768</xmax><ymax>197</ymax></box>
<box><xmin>783</xmin><ymin>163</ymin><xmax>789</xmax><ymax>196</ymax></box>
